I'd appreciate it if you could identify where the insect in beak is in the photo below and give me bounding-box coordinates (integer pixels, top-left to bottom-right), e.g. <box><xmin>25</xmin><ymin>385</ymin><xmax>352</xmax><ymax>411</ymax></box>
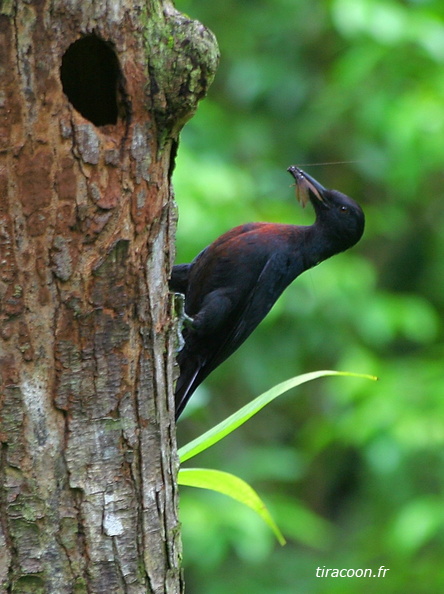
<box><xmin>287</xmin><ymin>166</ymin><xmax>328</xmax><ymax>208</ymax></box>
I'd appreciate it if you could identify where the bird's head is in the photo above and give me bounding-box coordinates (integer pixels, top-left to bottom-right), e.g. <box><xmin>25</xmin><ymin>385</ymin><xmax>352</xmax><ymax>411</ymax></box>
<box><xmin>287</xmin><ymin>165</ymin><xmax>365</xmax><ymax>251</ymax></box>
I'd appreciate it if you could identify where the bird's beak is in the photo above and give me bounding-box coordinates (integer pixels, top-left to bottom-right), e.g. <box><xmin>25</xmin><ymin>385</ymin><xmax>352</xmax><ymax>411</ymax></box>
<box><xmin>287</xmin><ymin>166</ymin><xmax>329</xmax><ymax>208</ymax></box>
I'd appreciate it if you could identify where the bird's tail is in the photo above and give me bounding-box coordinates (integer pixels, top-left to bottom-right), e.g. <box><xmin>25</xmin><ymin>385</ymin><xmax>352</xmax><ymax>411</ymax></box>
<box><xmin>174</xmin><ymin>349</ymin><xmax>202</xmax><ymax>420</ymax></box>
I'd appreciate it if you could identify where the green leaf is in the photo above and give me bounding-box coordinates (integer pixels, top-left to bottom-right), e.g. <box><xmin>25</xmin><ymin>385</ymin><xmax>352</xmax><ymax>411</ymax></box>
<box><xmin>178</xmin><ymin>370</ymin><xmax>377</xmax><ymax>463</ymax></box>
<box><xmin>178</xmin><ymin>467</ymin><xmax>286</xmax><ymax>546</ymax></box>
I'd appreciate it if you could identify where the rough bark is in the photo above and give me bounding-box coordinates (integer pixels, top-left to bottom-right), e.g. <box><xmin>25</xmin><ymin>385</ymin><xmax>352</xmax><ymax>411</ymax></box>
<box><xmin>0</xmin><ymin>1</ymin><xmax>218</xmax><ymax>592</ymax></box>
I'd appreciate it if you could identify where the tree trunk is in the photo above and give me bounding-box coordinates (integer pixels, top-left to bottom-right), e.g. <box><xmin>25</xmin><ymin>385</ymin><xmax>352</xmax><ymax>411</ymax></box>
<box><xmin>0</xmin><ymin>1</ymin><xmax>218</xmax><ymax>592</ymax></box>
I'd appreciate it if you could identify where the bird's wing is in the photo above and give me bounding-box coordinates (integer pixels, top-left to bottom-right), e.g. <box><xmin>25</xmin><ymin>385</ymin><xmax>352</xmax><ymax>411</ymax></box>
<box><xmin>175</xmin><ymin>250</ymin><xmax>302</xmax><ymax>418</ymax></box>
<box><xmin>219</xmin><ymin>249</ymin><xmax>298</xmax><ymax>351</ymax></box>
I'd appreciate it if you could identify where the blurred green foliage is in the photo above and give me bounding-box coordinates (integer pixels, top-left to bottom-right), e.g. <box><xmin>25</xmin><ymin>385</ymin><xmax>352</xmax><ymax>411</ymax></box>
<box><xmin>172</xmin><ymin>0</ymin><xmax>444</xmax><ymax>591</ymax></box>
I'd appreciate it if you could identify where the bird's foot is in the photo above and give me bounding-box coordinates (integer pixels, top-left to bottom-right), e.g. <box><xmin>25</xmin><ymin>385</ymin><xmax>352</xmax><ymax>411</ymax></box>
<box><xmin>174</xmin><ymin>293</ymin><xmax>194</xmax><ymax>325</ymax></box>
<box><xmin>173</xmin><ymin>293</ymin><xmax>194</xmax><ymax>351</ymax></box>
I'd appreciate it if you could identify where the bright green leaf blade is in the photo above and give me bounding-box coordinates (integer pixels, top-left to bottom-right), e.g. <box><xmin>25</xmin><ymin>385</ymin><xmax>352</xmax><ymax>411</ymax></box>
<box><xmin>178</xmin><ymin>370</ymin><xmax>377</xmax><ymax>463</ymax></box>
<box><xmin>178</xmin><ymin>467</ymin><xmax>286</xmax><ymax>545</ymax></box>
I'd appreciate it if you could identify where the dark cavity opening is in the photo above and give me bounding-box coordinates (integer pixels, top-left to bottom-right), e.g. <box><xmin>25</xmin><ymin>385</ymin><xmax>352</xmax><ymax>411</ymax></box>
<box><xmin>60</xmin><ymin>35</ymin><xmax>122</xmax><ymax>126</ymax></box>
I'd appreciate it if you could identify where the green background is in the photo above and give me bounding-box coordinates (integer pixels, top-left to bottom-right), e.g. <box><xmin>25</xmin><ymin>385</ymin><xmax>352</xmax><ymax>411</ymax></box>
<box><xmin>173</xmin><ymin>1</ymin><xmax>444</xmax><ymax>592</ymax></box>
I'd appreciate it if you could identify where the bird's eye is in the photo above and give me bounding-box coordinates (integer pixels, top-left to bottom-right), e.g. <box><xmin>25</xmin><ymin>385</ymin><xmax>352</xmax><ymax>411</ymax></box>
<box><xmin>339</xmin><ymin>205</ymin><xmax>349</xmax><ymax>213</ymax></box>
